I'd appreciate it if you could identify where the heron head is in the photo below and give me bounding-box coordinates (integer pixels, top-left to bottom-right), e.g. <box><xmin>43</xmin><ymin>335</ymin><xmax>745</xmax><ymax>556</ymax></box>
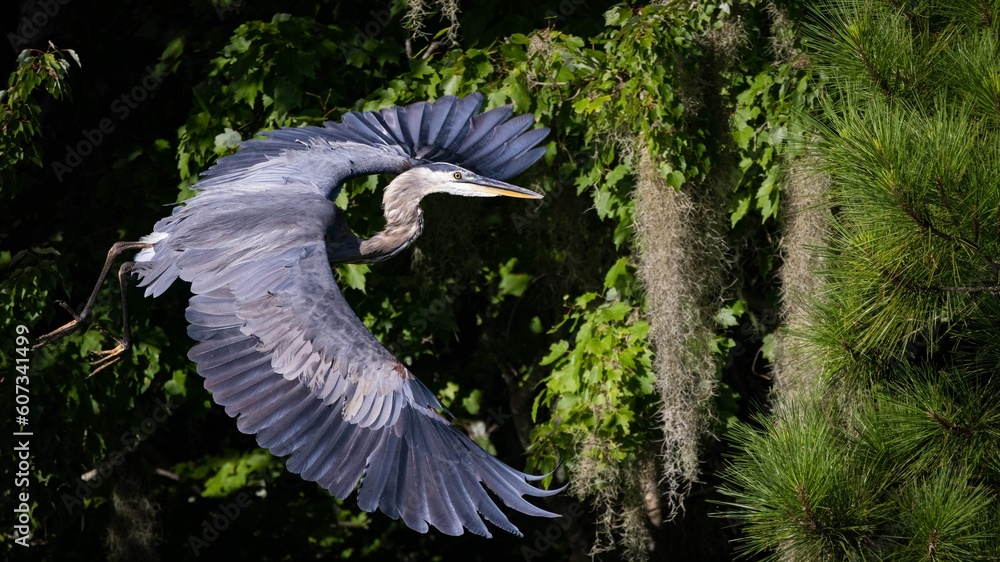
<box><xmin>409</xmin><ymin>162</ymin><xmax>543</xmax><ymax>199</ymax></box>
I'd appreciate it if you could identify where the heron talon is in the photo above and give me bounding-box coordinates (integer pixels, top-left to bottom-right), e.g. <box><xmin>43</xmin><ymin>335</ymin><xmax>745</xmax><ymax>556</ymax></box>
<box><xmin>55</xmin><ymin>300</ymin><xmax>80</xmax><ymax>318</ymax></box>
<box><xmin>34</xmin><ymin>299</ymin><xmax>101</xmax><ymax>349</ymax></box>
<box><xmin>34</xmin><ymin>316</ymin><xmax>86</xmax><ymax>349</ymax></box>
<box><xmin>88</xmin><ymin>340</ymin><xmax>129</xmax><ymax>377</ymax></box>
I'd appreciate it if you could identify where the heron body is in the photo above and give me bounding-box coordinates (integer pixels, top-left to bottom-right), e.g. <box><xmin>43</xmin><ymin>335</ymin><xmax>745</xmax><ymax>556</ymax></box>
<box><xmin>42</xmin><ymin>94</ymin><xmax>557</xmax><ymax>537</ymax></box>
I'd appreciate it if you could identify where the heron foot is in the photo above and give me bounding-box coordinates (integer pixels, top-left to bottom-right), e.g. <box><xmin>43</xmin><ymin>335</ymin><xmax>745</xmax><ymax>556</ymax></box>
<box><xmin>88</xmin><ymin>334</ymin><xmax>130</xmax><ymax>377</ymax></box>
<box><xmin>35</xmin><ymin>299</ymin><xmax>131</xmax><ymax>376</ymax></box>
<box><xmin>33</xmin><ymin>301</ymin><xmax>91</xmax><ymax>349</ymax></box>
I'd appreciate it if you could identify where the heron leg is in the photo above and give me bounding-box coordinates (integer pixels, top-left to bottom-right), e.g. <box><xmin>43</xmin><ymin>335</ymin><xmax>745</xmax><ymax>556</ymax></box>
<box><xmin>88</xmin><ymin>261</ymin><xmax>139</xmax><ymax>376</ymax></box>
<box><xmin>34</xmin><ymin>241</ymin><xmax>151</xmax><ymax>349</ymax></box>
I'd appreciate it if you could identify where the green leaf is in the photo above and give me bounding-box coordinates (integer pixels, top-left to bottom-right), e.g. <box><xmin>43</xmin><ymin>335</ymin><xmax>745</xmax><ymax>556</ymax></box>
<box><xmin>163</xmin><ymin>370</ymin><xmax>188</xmax><ymax>399</ymax></box>
<box><xmin>731</xmin><ymin>195</ymin><xmax>751</xmax><ymax>227</ymax></box>
<box><xmin>666</xmin><ymin>170</ymin><xmax>685</xmax><ymax>189</ymax></box>
<box><xmin>603</xmin><ymin>257</ymin><xmax>629</xmax><ymax>293</ymax></box>
<box><xmin>760</xmin><ymin>332</ymin><xmax>777</xmax><ymax>363</ymax></box>
<box><xmin>509</xmin><ymin>33</ymin><xmax>530</xmax><ymax>45</ymax></box>
<box><xmin>200</xmin><ymin>450</ymin><xmax>272</xmax><ymax>497</ymax></box>
<box><xmin>337</xmin><ymin>263</ymin><xmax>370</xmax><ymax>293</ymax></box>
<box><xmin>540</xmin><ymin>340</ymin><xmax>569</xmax><ymax>366</ymax></box>
<box><xmin>735</xmin><ymin>124</ymin><xmax>755</xmax><ymax>150</ymax></box>
<box><xmin>754</xmin><ymin>171</ymin><xmax>778</xmax><ymax>222</ymax></box>
<box><xmin>438</xmin><ymin>381</ymin><xmax>460</xmax><ymax>407</ymax></box>
<box><xmin>498</xmin><ymin>258</ymin><xmax>531</xmax><ymax>298</ymax></box>
<box><xmin>715</xmin><ymin>300</ymin><xmax>745</xmax><ymax>327</ymax></box>
<box><xmin>462</xmin><ymin>389</ymin><xmax>482</xmax><ymax>415</ymax></box>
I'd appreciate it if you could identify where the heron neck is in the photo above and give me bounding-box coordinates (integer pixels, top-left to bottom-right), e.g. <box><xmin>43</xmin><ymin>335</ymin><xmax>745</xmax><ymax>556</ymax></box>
<box><xmin>357</xmin><ymin>213</ymin><xmax>424</xmax><ymax>262</ymax></box>
<box><xmin>328</xmin><ymin>175</ymin><xmax>426</xmax><ymax>264</ymax></box>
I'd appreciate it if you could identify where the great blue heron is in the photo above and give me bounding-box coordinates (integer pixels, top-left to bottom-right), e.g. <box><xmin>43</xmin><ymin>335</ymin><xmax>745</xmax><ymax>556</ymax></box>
<box><xmin>36</xmin><ymin>93</ymin><xmax>559</xmax><ymax>537</ymax></box>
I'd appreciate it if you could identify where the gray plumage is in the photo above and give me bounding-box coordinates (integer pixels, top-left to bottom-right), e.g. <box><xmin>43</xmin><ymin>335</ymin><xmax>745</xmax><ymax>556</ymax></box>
<box><xmin>131</xmin><ymin>93</ymin><xmax>557</xmax><ymax>537</ymax></box>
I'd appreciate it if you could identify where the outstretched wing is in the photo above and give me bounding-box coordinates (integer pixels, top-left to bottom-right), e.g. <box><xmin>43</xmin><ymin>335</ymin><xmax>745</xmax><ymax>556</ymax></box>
<box><xmin>196</xmin><ymin>93</ymin><xmax>549</xmax><ymax>199</ymax></box>
<box><xmin>180</xmin><ymin>233</ymin><xmax>559</xmax><ymax>537</ymax></box>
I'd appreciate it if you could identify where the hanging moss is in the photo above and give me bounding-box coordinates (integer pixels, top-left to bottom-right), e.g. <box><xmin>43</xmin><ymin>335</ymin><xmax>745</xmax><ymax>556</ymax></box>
<box><xmin>634</xmin><ymin>150</ymin><xmax>729</xmax><ymax>517</ymax></box>
<box><xmin>771</xmin><ymin>156</ymin><xmax>831</xmax><ymax>410</ymax></box>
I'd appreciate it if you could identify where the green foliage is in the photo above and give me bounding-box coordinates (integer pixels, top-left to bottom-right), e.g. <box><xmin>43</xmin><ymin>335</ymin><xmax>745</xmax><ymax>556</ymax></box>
<box><xmin>730</xmin><ymin>58</ymin><xmax>819</xmax><ymax>225</ymax></box>
<box><xmin>809</xmin><ymin>100</ymin><xmax>1000</xmax><ymax>370</ymax></box>
<box><xmin>806</xmin><ymin>0</ymin><xmax>1000</xmax><ymax>371</ymax></box>
<box><xmin>0</xmin><ymin>44</ymin><xmax>78</xmax><ymax>192</ymax></box>
<box><xmin>890</xmin><ymin>468</ymin><xmax>998</xmax><ymax>561</ymax></box>
<box><xmin>0</xmin><ymin>247</ymin><xmax>63</xmax><ymax>354</ymax></box>
<box><xmin>722</xmin><ymin>367</ymin><xmax>1000</xmax><ymax>560</ymax></box>
<box><xmin>860</xmin><ymin>369</ymin><xmax>1000</xmax><ymax>485</ymax></box>
<box><xmin>597</xmin><ymin>4</ymin><xmax>724</xmax><ymax>185</ymax></box>
<box><xmin>720</xmin><ymin>407</ymin><xmax>889</xmax><ymax>560</ymax></box>
<box><xmin>722</xmin><ymin>1</ymin><xmax>1000</xmax><ymax>559</ymax></box>
<box><xmin>177</xmin><ymin>14</ymin><xmax>364</xmax><ymax>189</ymax></box>
<box><xmin>174</xmin><ymin>449</ymin><xmax>273</xmax><ymax>497</ymax></box>
<box><xmin>529</xmin><ymin>259</ymin><xmax>656</xmax><ymax>478</ymax></box>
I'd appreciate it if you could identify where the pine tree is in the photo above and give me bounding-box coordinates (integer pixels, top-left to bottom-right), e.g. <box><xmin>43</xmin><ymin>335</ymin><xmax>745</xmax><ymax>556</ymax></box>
<box><xmin>722</xmin><ymin>1</ymin><xmax>1000</xmax><ymax>559</ymax></box>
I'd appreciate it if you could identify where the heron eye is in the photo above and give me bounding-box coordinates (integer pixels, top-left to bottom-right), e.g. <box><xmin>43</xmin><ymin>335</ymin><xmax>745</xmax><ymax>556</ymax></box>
<box><xmin>453</xmin><ymin>172</ymin><xmax>462</xmax><ymax>179</ymax></box>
